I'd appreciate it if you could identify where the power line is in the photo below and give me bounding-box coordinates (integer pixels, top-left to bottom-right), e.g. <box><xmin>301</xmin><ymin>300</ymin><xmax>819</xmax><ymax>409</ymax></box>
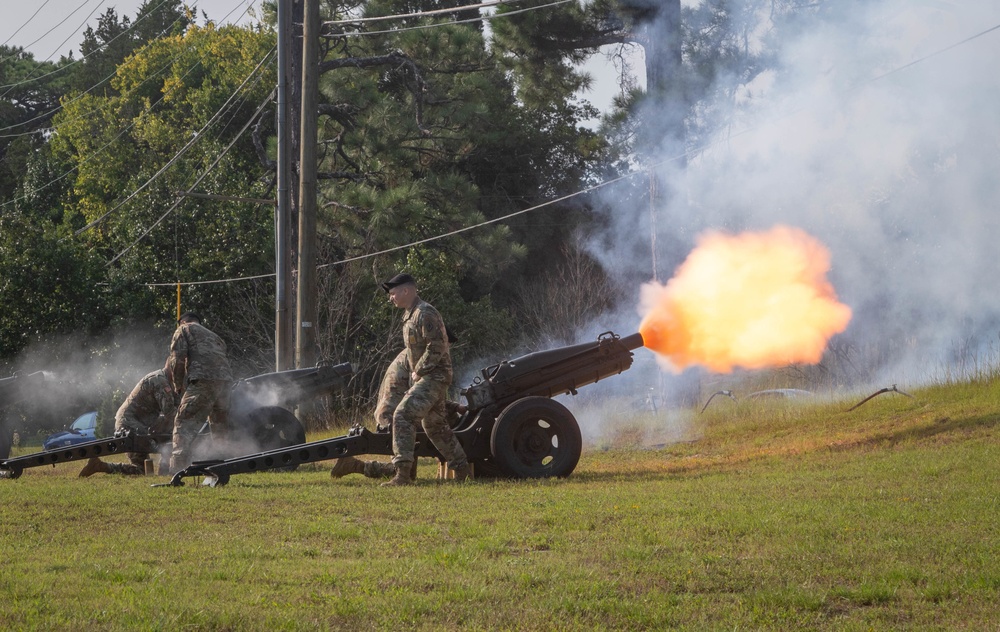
<box><xmin>0</xmin><ymin>0</ymin><xmax>258</xmax><ymax>125</ymax></box>
<box><xmin>122</xmin><ymin>16</ymin><xmax>1000</xmax><ymax>288</ymax></box>
<box><xmin>0</xmin><ymin>0</ymin><xmax>109</xmax><ymax>101</ymax></box>
<box><xmin>866</xmin><ymin>22</ymin><xmax>1000</xmax><ymax>84</ymax></box>
<box><xmin>323</xmin><ymin>0</ymin><xmax>518</xmax><ymax>26</ymax></box>
<box><xmin>3</xmin><ymin>42</ymin><xmax>273</xmax><ymax>215</ymax></box>
<box><xmin>0</xmin><ymin>0</ymin><xmax>55</xmax><ymax>49</ymax></box>
<box><xmin>0</xmin><ymin>0</ymin><xmax>100</xmax><ymax>64</ymax></box>
<box><xmin>1</xmin><ymin>50</ymin><xmax>210</xmax><ymax>211</ymax></box>
<box><xmin>35</xmin><ymin>0</ymin><xmax>108</xmax><ymax>63</ymax></box>
<box><xmin>108</xmin><ymin>88</ymin><xmax>275</xmax><ymax>265</ymax></box>
<box><xmin>73</xmin><ymin>46</ymin><xmax>277</xmax><ymax>237</ymax></box>
<box><xmin>0</xmin><ymin>8</ymin><xmax>193</xmax><ymax>139</ymax></box>
<box><xmin>329</xmin><ymin>0</ymin><xmax>574</xmax><ymax>38</ymax></box>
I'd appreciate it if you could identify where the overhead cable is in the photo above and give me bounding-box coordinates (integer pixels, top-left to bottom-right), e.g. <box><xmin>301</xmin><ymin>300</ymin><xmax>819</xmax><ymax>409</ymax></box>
<box><xmin>138</xmin><ymin>16</ymin><xmax>1000</xmax><ymax>287</ymax></box>
<box><xmin>1</xmin><ymin>0</ymin><xmax>55</xmax><ymax>49</ymax></box>
<box><xmin>323</xmin><ymin>0</ymin><xmax>516</xmax><ymax>26</ymax></box>
<box><xmin>329</xmin><ymin>0</ymin><xmax>574</xmax><ymax>38</ymax></box>
<box><xmin>108</xmin><ymin>88</ymin><xmax>274</xmax><ymax>265</ymax></box>
<box><xmin>0</xmin><ymin>0</ymin><xmax>257</xmax><ymax>105</ymax></box>
<box><xmin>0</xmin><ymin>0</ymin><xmax>100</xmax><ymax>64</ymax></box>
<box><xmin>0</xmin><ymin>8</ymin><xmax>193</xmax><ymax>138</ymax></box>
<box><xmin>1</xmin><ymin>49</ymin><xmax>212</xmax><ymax>212</ymax></box>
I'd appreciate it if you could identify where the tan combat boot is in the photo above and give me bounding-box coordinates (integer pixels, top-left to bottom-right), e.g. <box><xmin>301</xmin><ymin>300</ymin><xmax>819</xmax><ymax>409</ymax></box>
<box><xmin>451</xmin><ymin>463</ymin><xmax>473</xmax><ymax>482</ymax></box>
<box><xmin>78</xmin><ymin>457</ymin><xmax>112</xmax><ymax>477</ymax></box>
<box><xmin>329</xmin><ymin>456</ymin><xmax>365</xmax><ymax>478</ymax></box>
<box><xmin>380</xmin><ymin>462</ymin><xmax>414</xmax><ymax>486</ymax></box>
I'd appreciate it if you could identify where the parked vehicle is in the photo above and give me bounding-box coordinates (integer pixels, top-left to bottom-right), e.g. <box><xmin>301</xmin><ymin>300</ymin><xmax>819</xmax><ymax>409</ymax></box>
<box><xmin>42</xmin><ymin>412</ymin><xmax>98</xmax><ymax>451</ymax></box>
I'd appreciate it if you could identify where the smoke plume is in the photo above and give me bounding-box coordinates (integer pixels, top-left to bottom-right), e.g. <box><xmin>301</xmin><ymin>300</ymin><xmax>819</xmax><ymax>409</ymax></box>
<box><xmin>593</xmin><ymin>0</ymin><xmax>1000</xmax><ymax>387</ymax></box>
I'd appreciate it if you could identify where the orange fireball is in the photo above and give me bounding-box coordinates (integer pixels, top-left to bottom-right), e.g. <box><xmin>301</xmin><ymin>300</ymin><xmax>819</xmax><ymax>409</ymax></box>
<box><xmin>639</xmin><ymin>225</ymin><xmax>852</xmax><ymax>373</ymax></box>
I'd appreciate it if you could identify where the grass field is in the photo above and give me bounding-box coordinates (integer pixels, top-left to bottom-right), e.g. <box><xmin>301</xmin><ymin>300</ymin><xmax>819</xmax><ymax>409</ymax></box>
<box><xmin>2</xmin><ymin>379</ymin><xmax>1000</xmax><ymax>630</ymax></box>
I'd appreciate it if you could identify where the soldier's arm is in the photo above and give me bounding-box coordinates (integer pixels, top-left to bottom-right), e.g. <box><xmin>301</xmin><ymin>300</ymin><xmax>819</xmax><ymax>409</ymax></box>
<box><xmin>412</xmin><ymin>311</ymin><xmax>448</xmax><ymax>378</ymax></box>
<box><xmin>166</xmin><ymin>327</ymin><xmax>189</xmax><ymax>392</ymax></box>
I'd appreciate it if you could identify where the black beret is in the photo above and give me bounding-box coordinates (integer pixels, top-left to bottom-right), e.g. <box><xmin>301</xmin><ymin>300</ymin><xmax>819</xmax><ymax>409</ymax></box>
<box><xmin>381</xmin><ymin>273</ymin><xmax>416</xmax><ymax>292</ymax></box>
<box><xmin>178</xmin><ymin>311</ymin><xmax>203</xmax><ymax>324</ymax></box>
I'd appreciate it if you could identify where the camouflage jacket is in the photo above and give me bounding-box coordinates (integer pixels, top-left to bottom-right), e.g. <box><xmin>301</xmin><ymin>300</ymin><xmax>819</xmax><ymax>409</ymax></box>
<box><xmin>115</xmin><ymin>369</ymin><xmax>178</xmax><ymax>432</ymax></box>
<box><xmin>402</xmin><ymin>298</ymin><xmax>452</xmax><ymax>383</ymax></box>
<box><xmin>166</xmin><ymin>322</ymin><xmax>233</xmax><ymax>389</ymax></box>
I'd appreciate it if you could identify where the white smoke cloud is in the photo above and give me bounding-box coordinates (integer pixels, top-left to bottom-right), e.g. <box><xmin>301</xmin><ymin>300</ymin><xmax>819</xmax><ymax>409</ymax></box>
<box><xmin>594</xmin><ymin>0</ymin><xmax>1000</xmax><ymax>388</ymax></box>
<box><xmin>3</xmin><ymin>325</ymin><xmax>172</xmax><ymax>435</ymax></box>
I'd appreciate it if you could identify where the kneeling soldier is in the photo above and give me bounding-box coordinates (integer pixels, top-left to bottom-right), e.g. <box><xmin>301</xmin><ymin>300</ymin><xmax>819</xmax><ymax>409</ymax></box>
<box><xmin>79</xmin><ymin>369</ymin><xmax>177</xmax><ymax>477</ymax></box>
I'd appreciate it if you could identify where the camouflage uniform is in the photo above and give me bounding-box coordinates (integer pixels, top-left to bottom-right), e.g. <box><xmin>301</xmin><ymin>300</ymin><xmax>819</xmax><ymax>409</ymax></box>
<box><xmin>332</xmin><ymin>350</ymin><xmax>467</xmax><ymax>480</ymax></box>
<box><xmin>108</xmin><ymin>369</ymin><xmax>178</xmax><ymax>475</ymax></box>
<box><xmin>166</xmin><ymin>321</ymin><xmax>233</xmax><ymax>473</ymax></box>
<box><xmin>392</xmin><ymin>298</ymin><xmax>468</xmax><ymax>470</ymax></box>
<box><xmin>358</xmin><ymin>350</ymin><xmax>410</xmax><ymax>478</ymax></box>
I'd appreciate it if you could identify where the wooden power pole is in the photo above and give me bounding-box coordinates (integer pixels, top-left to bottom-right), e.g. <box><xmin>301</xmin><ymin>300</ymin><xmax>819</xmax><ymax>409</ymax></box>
<box><xmin>296</xmin><ymin>0</ymin><xmax>319</xmax><ymax>369</ymax></box>
<box><xmin>275</xmin><ymin>0</ymin><xmax>295</xmax><ymax>371</ymax></box>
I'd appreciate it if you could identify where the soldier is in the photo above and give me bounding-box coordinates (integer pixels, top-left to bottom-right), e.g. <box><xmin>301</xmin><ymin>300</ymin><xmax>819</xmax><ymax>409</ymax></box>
<box><xmin>165</xmin><ymin>312</ymin><xmax>233</xmax><ymax>474</ymax></box>
<box><xmin>380</xmin><ymin>273</ymin><xmax>471</xmax><ymax>485</ymax></box>
<box><xmin>78</xmin><ymin>369</ymin><xmax>177</xmax><ymax>477</ymax></box>
<box><xmin>329</xmin><ymin>349</ymin><xmax>467</xmax><ymax>481</ymax></box>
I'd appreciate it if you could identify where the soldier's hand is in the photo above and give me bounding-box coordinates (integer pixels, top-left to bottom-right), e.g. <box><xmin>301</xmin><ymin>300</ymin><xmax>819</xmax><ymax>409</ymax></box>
<box><xmin>411</xmin><ymin>371</ymin><xmax>418</xmax><ymax>382</ymax></box>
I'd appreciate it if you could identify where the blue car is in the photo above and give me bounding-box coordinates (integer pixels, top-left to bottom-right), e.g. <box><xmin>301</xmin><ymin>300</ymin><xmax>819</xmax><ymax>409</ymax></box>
<box><xmin>42</xmin><ymin>412</ymin><xmax>99</xmax><ymax>451</ymax></box>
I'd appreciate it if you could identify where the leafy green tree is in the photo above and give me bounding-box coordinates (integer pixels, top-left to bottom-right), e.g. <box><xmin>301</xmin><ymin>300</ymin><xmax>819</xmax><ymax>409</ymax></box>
<box><xmin>50</xmin><ymin>23</ymin><xmax>277</xmax><ymax>368</ymax></box>
<box><xmin>0</xmin><ymin>47</ymin><xmax>75</xmax><ymax>200</ymax></box>
<box><xmin>0</xmin><ymin>210</ymin><xmax>109</xmax><ymax>358</ymax></box>
<box><xmin>73</xmin><ymin>1</ymin><xmax>194</xmax><ymax>96</ymax></box>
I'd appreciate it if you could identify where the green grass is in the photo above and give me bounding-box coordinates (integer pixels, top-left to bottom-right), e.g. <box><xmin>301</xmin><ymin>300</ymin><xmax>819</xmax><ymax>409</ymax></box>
<box><xmin>3</xmin><ymin>379</ymin><xmax>1000</xmax><ymax>630</ymax></box>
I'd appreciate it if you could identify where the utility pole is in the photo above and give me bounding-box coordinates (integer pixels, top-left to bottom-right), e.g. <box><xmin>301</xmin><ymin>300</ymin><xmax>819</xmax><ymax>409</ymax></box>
<box><xmin>619</xmin><ymin>0</ymin><xmax>683</xmax><ymax>283</ymax></box>
<box><xmin>296</xmin><ymin>0</ymin><xmax>319</xmax><ymax>369</ymax></box>
<box><xmin>275</xmin><ymin>0</ymin><xmax>294</xmax><ymax>371</ymax></box>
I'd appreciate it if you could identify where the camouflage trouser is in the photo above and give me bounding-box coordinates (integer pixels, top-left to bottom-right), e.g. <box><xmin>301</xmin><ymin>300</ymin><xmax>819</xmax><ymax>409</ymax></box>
<box><xmin>375</xmin><ymin>350</ymin><xmax>410</xmax><ymax>431</ymax></box>
<box><xmin>392</xmin><ymin>377</ymin><xmax>468</xmax><ymax>470</ymax></box>
<box><xmin>170</xmin><ymin>379</ymin><xmax>231</xmax><ymax>473</ymax></box>
<box><xmin>107</xmin><ymin>453</ymin><xmax>147</xmax><ymax>476</ymax></box>
<box><xmin>364</xmin><ymin>461</ymin><xmax>398</xmax><ymax>478</ymax></box>
<box><xmin>375</xmin><ymin>351</ymin><xmax>464</xmax><ymax>431</ymax></box>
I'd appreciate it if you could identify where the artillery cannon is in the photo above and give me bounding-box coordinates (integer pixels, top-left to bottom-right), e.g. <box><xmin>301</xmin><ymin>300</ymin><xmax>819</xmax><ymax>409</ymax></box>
<box><xmin>170</xmin><ymin>331</ymin><xmax>644</xmax><ymax>487</ymax></box>
<box><xmin>0</xmin><ymin>363</ymin><xmax>352</xmax><ymax>479</ymax></box>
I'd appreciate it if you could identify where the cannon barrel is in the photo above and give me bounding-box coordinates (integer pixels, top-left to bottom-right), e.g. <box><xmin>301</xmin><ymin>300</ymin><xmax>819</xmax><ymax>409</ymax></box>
<box><xmin>0</xmin><ymin>371</ymin><xmax>48</xmax><ymax>409</ymax></box>
<box><xmin>462</xmin><ymin>331</ymin><xmax>644</xmax><ymax>411</ymax></box>
<box><xmin>231</xmin><ymin>362</ymin><xmax>352</xmax><ymax>413</ymax></box>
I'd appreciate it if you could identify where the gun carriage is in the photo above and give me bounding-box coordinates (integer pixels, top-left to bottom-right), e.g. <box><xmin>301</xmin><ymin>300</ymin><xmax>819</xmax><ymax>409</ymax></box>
<box><xmin>171</xmin><ymin>332</ymin><xmax>644</xmax><ymax>487</ymax></box>
<box><xmin>0</xmin><ymin>363</ymin><xmax>352</xmax><ymax>479</ymax></box>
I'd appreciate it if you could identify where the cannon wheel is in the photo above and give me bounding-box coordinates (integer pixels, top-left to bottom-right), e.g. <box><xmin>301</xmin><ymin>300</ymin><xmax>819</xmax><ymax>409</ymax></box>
<box><xmin>490</xmin><ymin>396</ymin><xmax>582</xmax><ymax>479</ymax></box>
<box><xmin>245</xmin><ymin>406</ymin><xmax>306</xmax><ymax>472</ymax></box>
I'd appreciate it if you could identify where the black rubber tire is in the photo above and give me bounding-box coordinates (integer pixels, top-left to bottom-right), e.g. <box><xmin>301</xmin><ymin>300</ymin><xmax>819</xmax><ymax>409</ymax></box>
<box><xmin>490</xmin><ymin>397</ymin><xmax>582</xmax><ymax>479</ymax></box>
<box><xmin>245</xmin><ymin>406</ymin><xmax>306</xmax><ymax>472</ymax></box>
